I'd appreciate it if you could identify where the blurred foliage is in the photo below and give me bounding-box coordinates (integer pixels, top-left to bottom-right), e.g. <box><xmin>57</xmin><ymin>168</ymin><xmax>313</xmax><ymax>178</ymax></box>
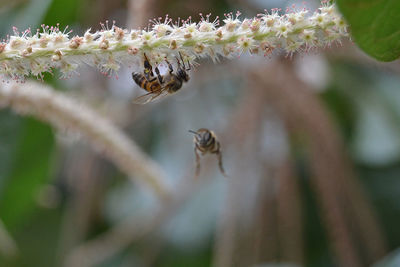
<box><xmin>0</xmin><ymin>208</ymin><xmax>62</xmax><ymax>267</ymax></box>
<box><xmin>324</xmin><ymin>59</ymin><xmax>400</xmax><ymax>251</ymax></box>
<box><xmin>0</xmin><ymin>116</ymin><xmax>55</xmax><ymax>229</ymax></box>
<box><xmin>337</xmin><ymin>0</ymin><xmax>400</xmax><ymax>61</ymax></box>
<box><xmin>42</xmin><ymin>0</ymin><xmax>80</xmax><ymax>26</ymax></box>
<box><xmin>0</xmin><ymin>0</ymin><xmax>52</xmax><ymax>33</ymax></box>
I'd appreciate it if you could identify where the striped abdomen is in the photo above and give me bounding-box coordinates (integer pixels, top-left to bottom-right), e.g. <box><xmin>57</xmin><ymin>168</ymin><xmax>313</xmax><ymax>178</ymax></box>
<box><xmin>132</xmin><ymin>72</ymin><xmax>161</xmax><ymax>93</ymax></box>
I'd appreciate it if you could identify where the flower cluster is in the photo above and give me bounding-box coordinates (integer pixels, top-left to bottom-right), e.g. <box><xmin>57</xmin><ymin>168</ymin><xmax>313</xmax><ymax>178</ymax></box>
<box><xmin>0</xmin><ymin>2</ymin><xmax>347</xmax><ymax>81</ymax></box>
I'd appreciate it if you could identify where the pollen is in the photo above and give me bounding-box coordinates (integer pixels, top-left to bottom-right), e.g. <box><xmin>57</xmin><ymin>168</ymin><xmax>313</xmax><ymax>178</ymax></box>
<box><xmin>21</xmin><ymin>46</ymin><xmax>33</xmax><ymax>56</ymax></box>
<box><xmin>169</xmin><ymin>39</ymin><xmax>177</xmax><ymax>50</ymax></box>
<box><xmin>69</xmin><ymin>36</ymin><xmax>83</xmax><ymax>49</ymax></box>
<box><xmin>199</xmin><ymin>22</ymin><xmax>214</xmax><ymax>32</ymax></box>
<box><xmin>130</xmin><ymin>30</ymin><xmax>139</xmax><ymax>40</ymax></box>
<box><xmin>54</xmin><ymin>33</ymin><xmax>67</xmax><ymax>43</ymax></box>
<box><xmin>194</xmin><ymin>43</ymin><xmax>205</xmax><ymax>53</ymax></box>
<box><xmin>114</xmin><ymin>26</ymin><xmax>125</xmax><ymax>41</ymax></box>
<box><xmin>250</xmin><ymin>19</ymin><xmax>261</xmax><ymax>32</ymax></box>
<box><xmin>127</xmin><ymin>46</ymin><xmax>139</xmax><ymax>55</ymax></box>
<box><xmin>39</xmin><ymin>37</ymin><xmax>49</xmax><ymax>48</ymax></box>
<box><xmin>84</xmin><ymin>30</ymin><xmax>94</xmax><ymax>42</ymax></box>
<box><xmin>99</xmin><ymin>38</ymin><xmax>109</xmax><ymax>50</ymax></box>
<box><xmin>51</xmin><ymin>50</ymin><xmax>62</xmax><ymax>61</ymax></box>
<box><xmin>9</xmin><ymin>37</ymin><xmax>24</xmax><ymax>49</ymax></box>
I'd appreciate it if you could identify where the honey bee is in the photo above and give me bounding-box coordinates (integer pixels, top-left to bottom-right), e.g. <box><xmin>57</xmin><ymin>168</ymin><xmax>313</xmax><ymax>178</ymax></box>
<box><xmin>189</xmin><ymin>128</ymin><xmax>227</xmax><ymax>177</ymax></box>
<box><xmin>132</xmin><ymin>52</ymin><xmax>191</xmax><ymax>104</ymax></box>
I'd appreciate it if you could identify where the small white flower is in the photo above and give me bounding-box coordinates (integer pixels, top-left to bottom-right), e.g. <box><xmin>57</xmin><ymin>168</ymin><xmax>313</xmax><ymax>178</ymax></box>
<box><xmin>237</xmin><ymin>36</ymin><xmax>254</xmax><ymax>51</ymax></box>
<box><xmin>153</xmin><ymin>23</ymin><xmax>173</xmax><ymax>37</ymax></box>
<box><xmin>335</xmin><ymin>17</ymin><xmax>347</xmax><ymax>34</ymax></box>
<box><xmin>60</xmin><ymin>62</ymin><xmax>78</xmax><ymax>79</ymax></box>
<box><xmin>31</xmin><ymin>60</ymin><xmax>49</xmax><ymax>80</ymax></box>
<box><xmin>320</xmin><ymin>5</ymin><xmax>335</xmax><ymax>15</ymax></box>
<box><xmin>239</xmin><ymin>19</ymin><xmax>251</xmax><ymax>31</ymax></box>
<box><xmin>98</xmin><ymin>56</ymin><xmax>120</xmax><ymax>77</ymax></box>
<box><xmin>199</xmin><ymin>21</ymin><xmax>215</xmax><ymax>32</ymax></box>
<box><xmin>141</xmin><ymin>31</ymin><xmax>155</xmax><ymax>43</ymax></box>
<box><xmin>324</xmin><ymin>29</ymin><xmax>342</xmax><ymax>44</ymax></box>
<box><xmin>84</xmin><ymin>29</ymin><xmax>94</xmax><ymax>42</ymax></box>
<box><xmin>275</xmin><ymin>21</ymin><xmax>292</xmax><ymax>38</ymax></box>
<box><xmin>311</xmin><ymin>13</ymin><xmax>327</xmax><ymax>28</ymax></box>
<box><xmin>9</xmin><ymin>36</ymin><xmax>27</xmax><ymax>50</ymax></box>
<box><xmin>300</xmin><ymin>29</ymin><xmax>316</xmax><ymax>45</ymax></box>
<box><xmin>285</xmin><ymin>39</ymin><xmax>303</xmax><ymax>55</ymax></box>
<box><xmin>261</xmin><ymin>9</ymin><xmax>280</xmax><ymax>27</ymax></box>
<box><xmin>223</xmin><ymin>12</ymin><xmax>241</xmax><ymax>32</ymax></box>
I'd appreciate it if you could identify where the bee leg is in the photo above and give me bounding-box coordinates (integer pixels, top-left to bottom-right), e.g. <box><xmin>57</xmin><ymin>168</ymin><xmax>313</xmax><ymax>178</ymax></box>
<box><xmin>154</xmin><ymin>66</ymin><xmax>164</xmax><ymax>85</ymax></box>
<box><xmin>165</xmin><ymin>59</ymin><xmax>174</xmax><ymax>74</ymax></box>
<box><xmin>179</xmin><ymin>52</ymin><xmax>184</xmax><ymax>65</ymax></box>
<box><xmin>178</xmin><ymin>52</ymin><xmax>191</xmax><ymax>71</ymax></box>
<box><xmin>217</xmin><ymin>151</ymin><xmax>227</xmax><ymax>177</ymax></box>
<box><xmin>143</xmin><ymin>53</ymin><xmax>155</xmax><ymax>81</ymax></box>
<box><xmin>194</xmin><ymin>147</ymin><xmax>201</xmax><ymax>178</ymax></box>
<box><xmin>175</xmin><ymin>55</ymin><xmax>181</xmax><ymax>68</ymax></box>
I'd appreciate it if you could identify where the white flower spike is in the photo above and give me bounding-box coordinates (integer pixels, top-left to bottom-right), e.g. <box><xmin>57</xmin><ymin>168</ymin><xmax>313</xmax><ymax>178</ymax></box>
<box><xmin>0</xmin><ymin>2</ymin><xmax>347</xmax><ymax>81</ymax></box>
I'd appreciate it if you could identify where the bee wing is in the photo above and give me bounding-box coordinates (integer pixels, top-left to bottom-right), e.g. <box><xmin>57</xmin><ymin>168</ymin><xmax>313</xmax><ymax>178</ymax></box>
<box><xmin>132</xmin><ymin>88</ymin><xmax>170</xmax><ymax>105</ymax></box>
<box><xmin>132</xmin><ymin>92</ymin><xmax>158</xmax><ymax>105</ymax></box>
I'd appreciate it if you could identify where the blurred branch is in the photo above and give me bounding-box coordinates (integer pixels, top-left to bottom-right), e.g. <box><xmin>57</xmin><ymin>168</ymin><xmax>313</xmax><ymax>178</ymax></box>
<box><xmin>0</xmin><ymin>82</ymin><xmax>171</xmax><ymax>199</ymax></box>
<box><xmin>276</xmin><ymin>159</ymin><xmax>303</xmax><ymax>265</ymax></box>
<box><xmin>127</xmin><ymin>0</ymin><xmax>155</xmax><ymax>28</ymax></box>
<box><xmin>251</xmin><ymin>59</ymin><xmax>387</xmax><ymax>266</ymax></box>
<box><xmin>252</xmin><ymin>62</ymin><xmax>360</xmax><ymax>267</ymax></box>
<box><xmin>252</xmin><ymin>166</ymin><xmax>279</xmax><ymax>265</ymax></box>
<box><xmin>213</xmin><ymin>82</ymin><xmax>273</xmax><ymax>267</ymax></box>
<box><xmin>56</xmin><ymin>151</ymin><xmax>109</xmax><ymax>264</ymax></box>
<box><xmin>214</xmin><ymin>63</ymin><xmax>304</xmax><ymax>266</ymax></box>
<box><xmin>0</xmin><ymin>219</ymin><xmax>17</xmax><ymax>258</ymax></box>
<box><xmin>64</xmin><ymin>172</ymin><xmax>201</xmax><ymax>267</ymax></box>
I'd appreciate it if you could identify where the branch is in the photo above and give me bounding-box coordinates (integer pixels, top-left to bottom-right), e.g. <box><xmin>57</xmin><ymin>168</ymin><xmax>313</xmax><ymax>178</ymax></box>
<box><xmin>0</xmin><ymin>82</ymin><xmax>171</xmax><ymax>199</ymax></box>
<box><xmin>0</xmin><ymin>3</ymin><xmax>347</xmax><ymax>80</ymax></box>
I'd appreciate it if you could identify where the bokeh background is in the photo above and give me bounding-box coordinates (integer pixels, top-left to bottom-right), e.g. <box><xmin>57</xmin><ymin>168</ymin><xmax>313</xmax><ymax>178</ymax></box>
<box><xmin>1</xmin><ymin>0</ymin><xmax>400</xmax><ymax>266</ymax></box>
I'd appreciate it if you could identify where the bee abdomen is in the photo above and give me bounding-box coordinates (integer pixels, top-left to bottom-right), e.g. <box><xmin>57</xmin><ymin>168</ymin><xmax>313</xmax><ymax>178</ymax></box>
<box><xmin>170</xmin><ymin>76</ymin><xmax>183</xmax><ymax>92</ymax></box>
<box><xmin>132</xmin><ymin>72</ymin><xmax>145</xmax><ymax>85</ymax></box>
<box><xmin>132</xmin><ymin>72</ymin><xmax>150</xmax><ymax>91</ymax></box>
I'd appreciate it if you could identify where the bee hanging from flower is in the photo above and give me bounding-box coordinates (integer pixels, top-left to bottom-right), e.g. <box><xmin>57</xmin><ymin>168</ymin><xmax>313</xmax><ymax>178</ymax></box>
<box><xmin>132</xmin><ymin>52</ymin><xmax>191</xmax><ymax>104</ymax></box>
<box><xmin>189</xmin><ymin>128</ymin><xmax>227</xmax><ymax>177</ymax></box>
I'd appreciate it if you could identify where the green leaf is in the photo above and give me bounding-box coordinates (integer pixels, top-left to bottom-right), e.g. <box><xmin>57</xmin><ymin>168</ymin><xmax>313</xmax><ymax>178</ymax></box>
<box><xmin>42</xmin><ymin>0</ymin><xmax>80</xmax><ymax>27</ymax></box>
<box><xmin>0</xmin><ymin>0</ymin><xmax>53</xmax><ymax>34</ymax></box>
<box><xmin>337</xmin><ymin>0</ymin><xmax>400</xmax><ymax>62</ymax></box>
<box><xmin>0</xmin><ymin>116</ymin><xmax>55</xmax><ymax>228</ymax></box>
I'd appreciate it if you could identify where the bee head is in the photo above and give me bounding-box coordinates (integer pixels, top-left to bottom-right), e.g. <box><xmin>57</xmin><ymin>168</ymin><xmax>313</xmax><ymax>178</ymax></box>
<box><xmin>199</xmin><ymin>131</ymin><xmax>212</xmax><ymax>146</ymax></box>
<box><xmin>177</xmin><ymin>68</ymin><xmax>190</xmax><ymax>82</ymax></box>
<box><xmin>189</xmin><ymin>129</ymin><xmax>212</xmax><ymax>146</ymax></box>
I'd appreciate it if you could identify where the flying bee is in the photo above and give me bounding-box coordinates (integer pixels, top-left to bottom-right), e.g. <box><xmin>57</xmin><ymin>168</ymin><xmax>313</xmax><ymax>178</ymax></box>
<box><xmin>132</xmin><ymin>52</ymin><xmax>191</xmax><ymax>104</ymax></box>
<box><xmin>189</xmin><ymin>128</ymin><xmax>227</xmax><ymax>177</ymax></box>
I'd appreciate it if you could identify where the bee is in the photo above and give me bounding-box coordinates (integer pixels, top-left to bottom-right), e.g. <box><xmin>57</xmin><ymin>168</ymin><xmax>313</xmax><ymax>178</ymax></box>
<box><xmin>189</xmin><ymin>128</ymin><xmax>227</xmax><ymax>177</ymax></box>
<box><xmin>132</xmin><ymin>52</ymin><xmax>191</xmax><ymax>104</ymax></box>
